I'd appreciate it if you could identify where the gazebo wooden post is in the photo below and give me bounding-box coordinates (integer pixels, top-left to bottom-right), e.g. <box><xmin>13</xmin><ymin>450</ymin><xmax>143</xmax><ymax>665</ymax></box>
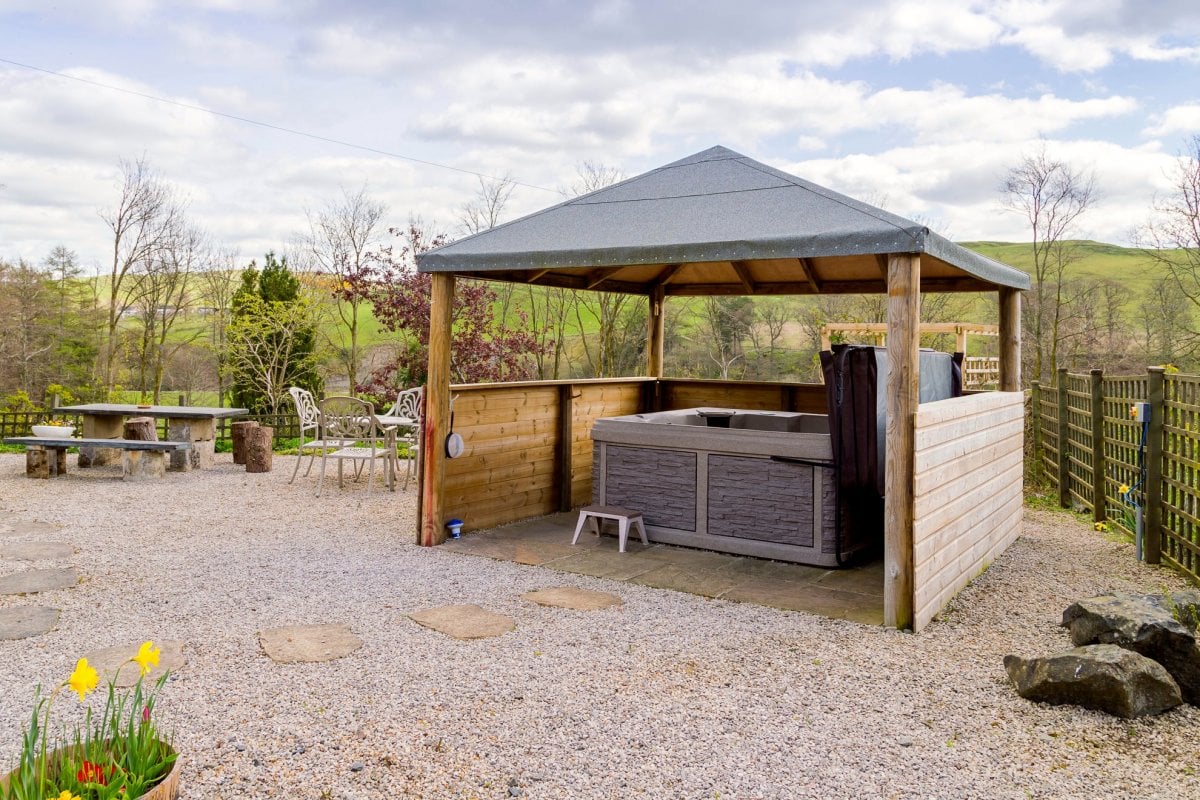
<box><xmin>884</xmin><ymin>253</ymin><xmax>920</xmax><ymax>630</ymax></box>
<box><xmin>648</xmin><ymin>284</ymin><xmax>665</xmax><ymax>378</ymax></box>
<box><xmin>998</xmin><ymin>288</ymin><xmax>1021</xmax><ymax>391</ymax></box>
<box><xmin>420</xmin><ymin>273</ymin><xmax>455</xmax><ymax>546</ymax></box>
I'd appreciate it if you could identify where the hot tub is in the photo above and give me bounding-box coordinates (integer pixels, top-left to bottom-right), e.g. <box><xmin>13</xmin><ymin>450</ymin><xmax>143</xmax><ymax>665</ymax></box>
<box><xmin>590</xmin><ymin>408</ymin><xmax>870</xmax><ymax>567</ymax></box>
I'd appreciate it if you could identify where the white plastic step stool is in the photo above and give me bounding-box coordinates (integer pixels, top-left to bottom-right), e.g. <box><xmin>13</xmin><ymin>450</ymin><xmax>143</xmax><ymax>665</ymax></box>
<box><xmin>571</xmin><ymin>505</ymin><xmax>648</xmax><ymax>553</ymax></box>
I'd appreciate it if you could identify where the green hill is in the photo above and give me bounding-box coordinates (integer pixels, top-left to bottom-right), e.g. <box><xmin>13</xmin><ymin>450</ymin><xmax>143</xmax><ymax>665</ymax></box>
<box><xmin>960</xmin><ymin>240</ymin><xmax>1164</xmax><ymax>297</ymax></box>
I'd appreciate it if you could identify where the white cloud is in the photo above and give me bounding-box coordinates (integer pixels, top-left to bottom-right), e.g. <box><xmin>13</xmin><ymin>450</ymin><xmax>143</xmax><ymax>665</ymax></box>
<box><xmin>1143</xmin><ymin>104</ymin><xmax>1200</xmax><ymax>139</ymax></box>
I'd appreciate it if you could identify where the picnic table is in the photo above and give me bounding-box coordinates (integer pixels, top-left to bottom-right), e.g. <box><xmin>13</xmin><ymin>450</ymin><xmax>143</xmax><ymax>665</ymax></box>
<box><xmin>54</xmin><ymin>404</ymin><xmax>248</xmax><ymax>471</ymax></box>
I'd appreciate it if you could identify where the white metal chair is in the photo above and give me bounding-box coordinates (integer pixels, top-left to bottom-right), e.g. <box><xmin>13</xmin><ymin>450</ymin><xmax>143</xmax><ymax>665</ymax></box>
<box><xmin>315</xmin><ymin>396</ymin><xmax>390</xmax><ymax>496</ymax></box>
<box><xmin>288</xmin><ymin>386</ymin><xmax>338</xmax><ymax>484</ymax></box>
<box><xmin>381</xmin><ymin>386</ymin><xmax>424</xmax><ymax>490</ymax></box>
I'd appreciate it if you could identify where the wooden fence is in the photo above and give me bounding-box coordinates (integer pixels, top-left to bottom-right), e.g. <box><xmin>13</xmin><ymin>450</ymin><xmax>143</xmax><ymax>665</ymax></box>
<box><xmin>1031</xmin><ymin>367</ymin><xmax>1199</xmax><ymax>584</ymax></box>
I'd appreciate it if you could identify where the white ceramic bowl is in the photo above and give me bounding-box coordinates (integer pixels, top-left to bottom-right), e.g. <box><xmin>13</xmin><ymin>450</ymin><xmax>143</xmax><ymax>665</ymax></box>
<box><xmin>31</xmin><ymin>425</ymin><xmax>76</xmax><ymax>438</ymax></box>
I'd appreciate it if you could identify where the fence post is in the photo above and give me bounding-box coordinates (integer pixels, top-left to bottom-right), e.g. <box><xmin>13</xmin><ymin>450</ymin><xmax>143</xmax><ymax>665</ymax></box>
<box><xmin>1057</xmin><ymin>368</ymin><xmax>1070</xmax><ymax>508</ymax></box>
<box><xmin>1145</xmin><ymin>367</ymin><xmax>1165</xmax><ymax>564</ymax></box>
<box><xmin>1031</xmin><ymin>380</ymin><xmax>1042</xmax><ymax>483</ymax></box>
<box><xmin>1090</xmin><ymin>369</ymin><xmax>1105</xmax><ymax>522</ymax></box>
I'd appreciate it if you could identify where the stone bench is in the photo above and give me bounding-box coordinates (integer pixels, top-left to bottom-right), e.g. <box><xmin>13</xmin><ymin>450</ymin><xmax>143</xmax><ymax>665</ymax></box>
<box><xmin>3</xmin><ymin>437</ymin><xmax>190</xmax><ymax>481</ymax></box>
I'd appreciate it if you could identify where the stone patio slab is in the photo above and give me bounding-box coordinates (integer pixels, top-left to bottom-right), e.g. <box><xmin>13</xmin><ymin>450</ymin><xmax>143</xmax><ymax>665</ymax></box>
<box><xmin>720</xmin><ymin>581</ymin><xmax>884</xmax><ymax>625</ymax></box>
<box><xmin>83</xmin><ymin>640</ymin><xmax>186</xmax><ymax>687</ymax></box>
<box><xmin>0</xmin><ymin>567</ymin><xmax>78</xmax><ymax>595</ymax></box>
<box><xmin>628</xmin><ymin>564</ymin><xmax>743</xmax><ymax>598</ymax></box>
<box><xmin>409</xmin><ymin>604</ymin><xmax>515</xmax><ymax>639</ymax></box>
<box><xmin>522</xmin><ymin>586</ymin><xmax>623</xmax><ymax>610</ymax></box>
<box><xmin>259</xmin><ymin>623</ymin><xmax>363</xmax><ymax>663</ymax></box>
<box><xmin>0</xmin><ymin>541</ymin><xmax>75</xmax><ymax>561</ymax></box>
<box><xmin>542</xmin><ymin>550</ymin><xmax>662</xmax><ymax>581</ymax></box>
<box><xmin>0</xmin><ymin>606</ymin><xmax>59</xmax><ymax>640</ymax></box>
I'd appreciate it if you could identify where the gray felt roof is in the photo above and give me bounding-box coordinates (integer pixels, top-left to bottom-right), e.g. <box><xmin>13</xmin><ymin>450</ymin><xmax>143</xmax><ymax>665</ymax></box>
<box><xmin>417</xmin><ymin>146</ymin><xmax>1030</xmax><ymax>295</ymax></box>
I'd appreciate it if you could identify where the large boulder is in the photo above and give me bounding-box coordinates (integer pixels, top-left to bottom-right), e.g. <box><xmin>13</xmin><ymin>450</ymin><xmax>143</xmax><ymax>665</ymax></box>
<box><xmin>1004</xmin><ymin>644</ymin><xmax>1182</xmax><ymax>718</ymax></box>
<box><xmin>1062</xmin><ymin>592</ymin><xmax>1200</xmax><ymax>704</ymax></box>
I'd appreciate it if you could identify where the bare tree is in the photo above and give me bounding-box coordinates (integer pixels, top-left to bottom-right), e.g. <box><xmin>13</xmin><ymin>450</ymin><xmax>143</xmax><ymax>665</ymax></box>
<box><xmin>0</xmin><ymin>259</ymin><xmax>56</xmax><ymax>396</ymax></box>
<box><xmin>1137</xmin><ymin>136</ymin><xmax>1200</xmax><ymax>323</ymax></box>
<box><xmin>299</xmin><ymin>185</ymin><xmax>388</xmax><ymax>391</ymax></box>
<box><xmin>98</xmin><ymin>157</ymin><xmax>183</xmax><ymax>393</ymax></box>
<box><xmin>458</xmin><ymin>174</ymin><xmax>515</xmax><ymax>236</ymax></box>
<box><xmin>195</xmin><ymin>249</ymin><xmax>242</xmax><ymax>406</ymax></box>
<box><xmin>1139</xmin><ymin>275</ymin><xmax>1196</xmax><ymax>367</ymax></box>
<box><xmin>1001</xmin><ymin>143</ymin><xmax>1097</xmax><ymax>383</ymax></box>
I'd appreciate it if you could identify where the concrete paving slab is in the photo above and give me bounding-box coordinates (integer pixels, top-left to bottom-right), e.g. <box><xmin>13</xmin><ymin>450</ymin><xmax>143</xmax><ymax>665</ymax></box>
<box><xmin>721</xmin><ymin>581</ymin><xmax>884</xmax><ymax>625</ymax></box>
<box><xmin>724</xmin><ymin>558</ymin><xmax>829</xmax><ymax>584</ymax></box>
<box><xmin>0</xmin><ymin>567</ymin><xmax>78</xmax><ymax>595</ymax></box>
<box><xmin>0</xmin><ymin>541</ymin><xmax>75</xmax><ymax>561</ymax></box>
<box><xmin>816</xmin><ymin>563</ymin><xmax>885</xmax><ymax>597</ymax></box>
<box><xmin>0</xmin><ymin>606</ymin><xmax>59</xmax><ymax>640</ymax></box>
<box><xmin>259</xmin><ymin>623</ymin><xmax>363</xmax><ymax>663</ymax></box>
<box><xmin>408</xmin><ymin>604</ymin><xmax>515</xmax><ymax>639</ymax></box>
<box><xmin>84</xmin><ymin>640</ymin><xmax>186</xmax><ymax>687</ymax></box>
<box><xmin>522</xmin><ymin>586</ymin><xmax>623</xmax><ymax>610</ymax></box>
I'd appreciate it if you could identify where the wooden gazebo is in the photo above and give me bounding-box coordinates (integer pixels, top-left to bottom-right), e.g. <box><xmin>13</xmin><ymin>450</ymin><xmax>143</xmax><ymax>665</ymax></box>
<box><xmin>415</xmin><ymin>146</ymin><xmax>1030</xmax><ymax>630</ymax></box>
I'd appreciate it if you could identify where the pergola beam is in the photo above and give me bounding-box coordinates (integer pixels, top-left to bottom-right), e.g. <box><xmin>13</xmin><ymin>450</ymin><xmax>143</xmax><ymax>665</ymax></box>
<box><xmin>796</xmin><ymin>257</ymin><xmax>820</xmax><ymax>293</ymax></box>
<box><xmin>731</xmin><ymin>260</ymin><xmax>757</xmax><ymax>293</ymax></box>
<box><xmin>420</xmin><ymin>273</ymin><xmax>455</xmax><ymax>547</ymax></box>
<box><xmin>999</xmin><ymin>287</ymin><xmax>1021</xmax><ymax>391</ymax></box>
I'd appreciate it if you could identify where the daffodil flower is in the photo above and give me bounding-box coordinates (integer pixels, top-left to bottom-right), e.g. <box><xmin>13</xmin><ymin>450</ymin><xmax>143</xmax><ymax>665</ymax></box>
<box><xmin>55</xmin><ymin>790</ymin><xmax>81</xmax><ymax>800</ymax></box>
<box><xmin>133</xmin><ymin>641</ymin><xmax>161</xmax><ymax>676</ymax></box>
<box><xmin>67</xmin><ymin>658</ymin><xmax>98</xmax><ymax>701</ymax></box>
<box><xmin>1119</xmin><ymin>484</ymin><xmax>1130</xmax><ymax>495</ymax></box>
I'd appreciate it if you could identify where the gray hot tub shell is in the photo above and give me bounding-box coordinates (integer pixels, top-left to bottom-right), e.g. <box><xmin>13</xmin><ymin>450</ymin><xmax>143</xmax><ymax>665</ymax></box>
<box><xmin>590</xmin><ymin>408</ymin><xmax>867</xmax><ymax>567</ymax></box>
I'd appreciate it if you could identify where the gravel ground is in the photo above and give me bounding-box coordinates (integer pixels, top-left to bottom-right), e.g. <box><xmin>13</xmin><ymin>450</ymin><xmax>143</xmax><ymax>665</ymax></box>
<box><xmin>1</xmin><ymin>452</ymin><xmax>1199</xmax><ymax>800</ymax></box>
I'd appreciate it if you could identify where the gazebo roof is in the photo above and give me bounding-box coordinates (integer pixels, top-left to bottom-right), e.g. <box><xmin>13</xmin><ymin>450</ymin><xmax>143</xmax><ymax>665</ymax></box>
<box><xmin>416</xmin><ymin>145</ymin><xmax>1030</xmax><ymax>296</ymax></box>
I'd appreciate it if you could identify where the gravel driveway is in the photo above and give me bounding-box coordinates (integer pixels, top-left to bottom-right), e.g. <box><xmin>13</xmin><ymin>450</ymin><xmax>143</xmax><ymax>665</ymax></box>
<box><xmin>1</xmin><ymin>453</ymin><xmax>1197</xmax><ymax>799</ymax></box>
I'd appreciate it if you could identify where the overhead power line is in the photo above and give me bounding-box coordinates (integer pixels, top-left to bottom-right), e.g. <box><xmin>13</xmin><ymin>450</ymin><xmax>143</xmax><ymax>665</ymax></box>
<box><xmin>0</xmin><ymin>56</ymin><xmax>561</xmax><ymax>195</ymax></box>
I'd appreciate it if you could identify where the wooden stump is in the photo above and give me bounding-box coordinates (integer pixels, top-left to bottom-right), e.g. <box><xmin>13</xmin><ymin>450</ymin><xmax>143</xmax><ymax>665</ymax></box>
<box><xmin>123</xmin><ymin>416</ymin><xmax>158</xmax><ymax>441</ymax></box>
<box><xmin>231</xmin><ymin>421</ymin><xmax>260</xmax><ymax>465</ymax></box>
<box><xmin>245</xmin><ymin>425</ymin><xmax>273</xmax><ymax>473</ymax></box>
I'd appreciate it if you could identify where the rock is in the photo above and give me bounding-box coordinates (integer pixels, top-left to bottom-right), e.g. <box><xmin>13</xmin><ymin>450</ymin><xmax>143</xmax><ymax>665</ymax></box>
<box><xmin>408</xmin><ymin>604</ymin><xmax>515</xmax><ymax>640</ymax></box>
<box><xmin>1062</xmin><ymin>592</ymin><xmax>1200</xmax><ymax>704</ymax></box>
<box><xmin>1004</xmin><ymin>644</ymin><xmax>1182</xmax><ymax>718</ymax></box>
<box><xmin>0</xmin><ymin>567</ymin><xmax>78</xmax><ymax>595</ymax></box>
<box><xmin>521</xmin><ymin>586</ymin><xmax>623</xmax><ymax>610</ymax></box>
<box><xmin>83</xmin><ymin>640</ymin><xmax>186</xmax><ymax>687</ymax></box>
<box><xmin>0</xmin><ymin>606</ymin><xmax>60</xmax><ymax>640</ymax></box>
<box><xmin>1166</xmin><ymin>589</ymin><xmax>1200</xmax><ymax>632</ymax></box>
<box><xmin>259</xmin><ymin>623</ymin><xmax>363</xmax><ymax>663</ymax></box>
<box><xmin>0</xmin><ymin>541</ymin><xmax>74</xmax><ymax>561</ymax></box>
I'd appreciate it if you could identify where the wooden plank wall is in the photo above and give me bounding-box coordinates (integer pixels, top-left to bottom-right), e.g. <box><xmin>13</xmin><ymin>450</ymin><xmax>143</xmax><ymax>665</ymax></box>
<box><xmin>912</xmin><ymin>391</ymin><xmax>1024</xmax><ymax>631</ymax></box>
<box><xmin>661</xmin><ymin>379</ymin><xmax>827</xmax><ymax>414</ymax></box>
<box><xmin>441</xmin><ymin>379</ymin><xmax>646</xmax><ymax>532</ymax></box>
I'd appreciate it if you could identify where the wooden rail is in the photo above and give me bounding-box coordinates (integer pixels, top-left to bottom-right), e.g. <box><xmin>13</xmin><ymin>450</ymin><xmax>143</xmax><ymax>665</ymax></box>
<box><xmin>1029</xmin><ymin>366</ymin><xmax>1200</xmax><ymax>586</ymax></box>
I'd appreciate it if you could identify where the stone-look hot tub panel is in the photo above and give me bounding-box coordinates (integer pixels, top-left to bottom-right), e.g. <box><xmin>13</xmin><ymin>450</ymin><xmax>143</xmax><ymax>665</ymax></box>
<box><xmin>591</xmin><ymin>408</ymin><xmax>861</xmax><ymax>567</ymax></box>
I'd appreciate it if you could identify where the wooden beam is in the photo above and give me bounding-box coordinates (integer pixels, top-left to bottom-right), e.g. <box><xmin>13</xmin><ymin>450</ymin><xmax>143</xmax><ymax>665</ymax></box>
<box><xmin>656</xmin><ymin>263</ymin><xmax>683</xmax><ymax>286</ymax></box>
<box><xmin>647</xmin><ymin>283</ymin><xmax>665</xmax><ymax>378</ymax></box>
<box><xmin>420</xmin><ymin>272</ymin><xmax>455</xmax><ymax>547</ymax></box>
<box><xmin>526</xmin><ymin>268</ymin><xmax>551</xmax><ymax>283</ymax></box>
<box><xmin>556</xmin><ymin>384</ymin><xmax>574</xmax><ymax>512</ymax></box>
<box><xmin>796</xmin><ymin>257</ymin><xmax>820</xmax><ymax>293</ymax></box>
<box><xmin>585</xmin><ymin>267</ymin><xmax>624</xmax><ymax>290</ymax></box>
<box><xmin>998</xmin><ymin>287</ymin><xmax>1021</xmax><ymax>391</ymax></box>
<box><xmin>875</xmin><ymin>254</ymin><xmax>890</xmax><ymax>282</ymax></box>
<box><xmin>731</xmin><ymin>261</ymin><xmax>756</xmax><ymax>293</ymax></box>
<box><xmin>884</xmin><ymin>253</ymin><xmax>919</xmax><ymax>631</ymax></box>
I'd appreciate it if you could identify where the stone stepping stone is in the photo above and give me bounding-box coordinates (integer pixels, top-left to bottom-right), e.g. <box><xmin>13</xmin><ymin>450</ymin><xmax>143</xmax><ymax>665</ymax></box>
<box><xmin>409</xmin><ymin>604</ymin><xmax>515</xmax><ymax>640</ymax></box>
<box><xmin>0</xmin><ymin>542</ymin><xmax>75</xmax><ymax>561</ymax></box>
<box><xmin>1</xmin><ymin>521</ymin><xmax>63</xmax><ymax>537</ymax></box>
<box><xmin>259</xmin><ymin>623</ymin><xmax>362</xmax><ymax>664</ymax></box>
<box><xmin>0</xmin><ymin>567</ymin><xmax>78</xmax><ymax>595</ymax></box>
<box><xmin>0</xmin><ymin>606</ymin><xmax>60</xmax><ymax>640</ymax></box>
<box><xmin>83</xmin><ymin>640</ymin><xmax>186</xmax><ymax>687</ymax></box>
<box><xmin>522</xmin><ymin>586</ymin><xmax>624</xmax><ymax>611</ymax></box>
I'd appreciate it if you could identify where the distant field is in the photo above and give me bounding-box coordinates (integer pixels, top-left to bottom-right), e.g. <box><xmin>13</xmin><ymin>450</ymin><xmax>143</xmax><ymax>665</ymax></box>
<box><xmin>961</xmin><ymin>240</ymin><xmax>1163</xmax><ymax>296</ymax></box>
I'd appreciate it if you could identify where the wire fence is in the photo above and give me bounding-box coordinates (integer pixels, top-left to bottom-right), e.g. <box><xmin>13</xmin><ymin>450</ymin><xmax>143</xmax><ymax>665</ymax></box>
<box><xmin>1</xmin><ymin>411</ymin><xmax>301</xmax><ymax>446</ymax></box>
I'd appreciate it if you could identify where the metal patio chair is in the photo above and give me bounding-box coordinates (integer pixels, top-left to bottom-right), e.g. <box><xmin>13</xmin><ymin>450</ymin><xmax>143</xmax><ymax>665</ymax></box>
<box><xmin>315</xmin><ymin>396</ymin><xmax>391</xmax><ymax>496</ymax></box>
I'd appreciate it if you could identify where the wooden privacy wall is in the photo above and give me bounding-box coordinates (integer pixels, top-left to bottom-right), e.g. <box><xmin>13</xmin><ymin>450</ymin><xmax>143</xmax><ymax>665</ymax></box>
<box><xmin>912</xmin><ymin>392</ymin><xmax>1024</xmax><ymax>631</ymax></box>
<box><xmin>441</xmin><ymin>379</ymin><xmax>645</xmax><ymax>532</ymax></box>
<box><xmin>659</xmin><ymin>379</ymin><xmax>827</xmax><ymax>414</ymax></box>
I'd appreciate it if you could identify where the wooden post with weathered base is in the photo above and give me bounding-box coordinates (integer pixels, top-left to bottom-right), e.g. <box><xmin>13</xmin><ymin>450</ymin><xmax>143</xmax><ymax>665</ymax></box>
<box><xmin>421</xmin><ymin>273</ymin><xmax>455</xmax><ymax>546</ymax></box>
<box><xmin>884</xmin><ymin>252</ymin><xmax>919</xmax><ymax>631</ymax></box>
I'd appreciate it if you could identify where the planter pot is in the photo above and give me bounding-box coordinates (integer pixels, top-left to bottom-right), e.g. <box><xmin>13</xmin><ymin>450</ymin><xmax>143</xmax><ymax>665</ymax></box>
<box><xmin>31</xmin><ymin>425</ymin><xmax>76</xmax><ymax>438</ymax></box>
<box><xmin>1</xmin><ymin>742</ymin><xmax>180</xmax><ymax>800</ymax></box>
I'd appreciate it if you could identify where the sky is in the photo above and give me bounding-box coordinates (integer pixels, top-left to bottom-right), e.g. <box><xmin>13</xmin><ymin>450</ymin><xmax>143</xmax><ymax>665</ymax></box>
<box><xmin>2</xmin><ymin>0</ymin><xmax>1199</xmax><ymax>274</ymax></box>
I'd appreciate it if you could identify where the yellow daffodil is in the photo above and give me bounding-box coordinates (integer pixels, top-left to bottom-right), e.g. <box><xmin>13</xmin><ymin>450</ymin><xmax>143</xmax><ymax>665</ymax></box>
<box><xmin>67</xmin><ymin>658</ymin><xmax>98</xmax><ymax>701</ymax></box>
<box><xmin>133</xmin><ymin>641</ymin><xmax>161</xmax><ymax>677</ymax></box>
<box><xmin>1119</xmin><ymin>484</ymin><xmax>1130</xmax><ymax>495</ymax></box>
<box><xmin>1094</xmin><ymin>522</ymin><xmax>1108</xmax><ymax>532</ymax></box>
<box><xmin>55</xmin><ymin>791</ymin><xmax>81</xmax><ymax>800</ymax></box>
